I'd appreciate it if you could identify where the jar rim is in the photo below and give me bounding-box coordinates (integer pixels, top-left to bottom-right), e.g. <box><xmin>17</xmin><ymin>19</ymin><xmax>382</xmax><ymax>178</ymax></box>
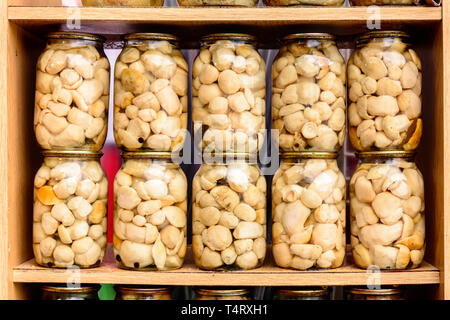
<box><xmin>200</xmin><ymin>33</ymin><xmax>257</xmax><ymax>43</ymax></box>
<box><xmin>280</xmin><ymin>152</ymin><xmax>338</xmax><ymax>160</ymax></box>
<box><xmin>276</xmin><ymin>286</ymin><xmax>329</xmax><ymax>296</ymax></box>
<box><xmin>115</xmin><ymin>285</ymin><xmax>171</xmax><ymax>294</ymax></box>
<box><xmin>356</xmin><ymin>150</ymin><xmax>416</xmax><ymax>159</ymax></box>
<box><xmin>47</xmin><ymin>32</ymin><xmax>106</xmax><ymax>42</ymax></box>
<box><xmin>355</xmin><ymin>30</ymin><xmax>410</xmax><ymax>43</ymax></box>
<box><xmin>202</xmin><ymin>152</ymin><xmax>258</xmax><ymax>163</ymax></box>
<box><xmin>122</xmin><ymin>151</ymin><xmax>178</xmax><ymax>159</ymax></box>
<box><xmin>41</xmin><ymin>284</ymin><xmax>100</xmax><ymax>293</ymax></box>
<box><xmin>345</xmin><ymin>287</ymin><xmax>403</xmax><ymax>296</ymax></box>
<box><xmin>281</xmin><ymin>33</ymin><xmax>336</xmax><ymax>42</ymax></box>
<box><xmin>42</xmin><ymin>150</ymin><xmax>103</xmax><ymax>159</ymax></box>
<box><xmin>195</xmin><ymin>288</ymin><xmax>250</xmax><ymax>296</ymax></box>
<box><xmin>123</xmin><ymin>33</ymin><xmax>180</xmax><ymax>42</ymax></box>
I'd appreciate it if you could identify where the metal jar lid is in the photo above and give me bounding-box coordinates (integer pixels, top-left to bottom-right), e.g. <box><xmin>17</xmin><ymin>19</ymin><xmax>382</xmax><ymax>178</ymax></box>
<box><xmin>123</xmin><ymin>33</ymin><xmax>180</xmax><ymax>42</ymax></box>
<box><xmin>41</xmin><ymin>284</ymin><xmax>100</xmax><ymax>293</ymax></box>
<box><xmin>122</xmin><ymin>151</ymin><xmax>178</xmax><ymax>160</ymax></box>
<box><xmin>47</xmin><ymin>32</ymin><xmax>106</xmax><ymax>43</ymax></box>
<box><xmin>115</xmin><ymin>285</ymin><xmax>171</xmax><ymax>294</ymax></box>
<box><xmin>41</xmin><ymin>150</ymin><xmax>103</xmax><ymax>159</ymax></box>
<box><xmin>276</xmin><ymin>286</ymin><xmax>329</xmax><ymax>297</ymax></box>
<box><xmin>356</xmin><ymin>30</ymin><xmax>410</xmax><ymax>43</ymax></box>
<box><xmin>195</xmin><ymin>288</ymin><xmax>250</xmax><ymax>297</ymax></box>
<box><xmin>280</xmin><ymin>151</ymin><xmax>338</xmax><ymax>160</ymax></box>
<box><xmin>356</xmin><ymin>150</ymin><xmax>416</xmax><ymax>160</ymax></box>
<box><xmin>281</xmin><ymin>33</ymin><xmax>336</xmax><ymax>42</ymax></box>
<box><xmin>201</xmin><ymin>33</ymin><xmax>257</xmax><ymax>44</ymax></box>
<box><xmin>346</xmin><ymin>286</ymin><xmax>403</xmax><ymax>296</ymax></box>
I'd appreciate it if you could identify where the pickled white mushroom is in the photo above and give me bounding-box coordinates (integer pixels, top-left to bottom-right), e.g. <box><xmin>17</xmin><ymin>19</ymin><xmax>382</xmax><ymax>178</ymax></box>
<box><xmin>33</xmin><ymin>156</ymin><xmax>107</xmax><ymax>268</ymax></box>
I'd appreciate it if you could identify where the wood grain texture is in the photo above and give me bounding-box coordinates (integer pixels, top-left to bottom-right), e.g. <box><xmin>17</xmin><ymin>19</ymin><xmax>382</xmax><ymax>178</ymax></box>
<box><xmin>8</xmin><ymin>7</ymin><xmax>442</xmax><ymax>24</ymax></box>
<box><xmin>13</xmin><ymin>245</ymin><xmax>440</xmax><ymax>286</ymax></box>
<box><xmin>442</xmin><ymin>0</ymin><xmax>450</xmax><ymax>300</ymax></box>
<box><xmin>0</xmin><ymin>0</ymin><xmax>9</xmax><ymax>301</ymax></box>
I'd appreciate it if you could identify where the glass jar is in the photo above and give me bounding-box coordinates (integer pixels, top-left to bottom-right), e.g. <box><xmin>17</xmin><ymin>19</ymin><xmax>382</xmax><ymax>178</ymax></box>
<box><xmin>273</xmin><ymin>287</ymin><xmax>330</xmax><ymax>300</ymax></box>
<box><xmin>350</xmin><ymin>0</ymin><xmax>413</xmax><ymax>5</ymax></box>
<box><xmin>41</xmin><ymin>284</ymin><xmax>100</xmax><ymax>300</ymax></box>
<box><xmin>82</xmin><ymin>0</ymin><xmax>164</xmax><ymax>6</ymax></box>
<box><xmin>192</xmin><ymin>33</ymin><xmax>266</xmax><ymax>154</ymax></box>
<box><xmin>195</xmin><ymin>288</ymin><xmax>251</xmax><ymax>300</ymax></box>
<box><xmin>350</xmin><ymin>151</ymin><xmax>425</xmax><ymax>270</ymax></box>
<box><xmin>264</xmin><ymin>0</ymin><xmax>343</xmax><ymax>6</ymax></box>
<box><xmin>115</xmin><ymin>285</ymin><xmax>173</xmax><ymax>300</ymax></box>
<box><xmin>345</xmin><ymin>286</ymin><xmax>405</xmax><ymax>300</ymax></box>
<box><xmin>34</xmin><ymin>32</ymin><xmax>110</xmax><ymax>152</ymax></box>
<box><xmin>348</xmin><ymin>31</ymin><xmax>422</xmax><ymax>151</ymax></box>
<box><xmin>178</xmin><ymin>0</ymin><xmax>257</xmax><ymax>6</ymax></box>
<box><xmin>33</xmin><ymin>151</ymin><xmax>108</xmax><ymax>268</ymax></box>
<box><xmin>114</xmin><ymin>33</ymin><xmax>188</xmax><ymax>153</ymax></box>
<box><xmin>114</xmin><ymin>152</ymin><xmax>188</xmax><ymax>271</ymax></box>
<box><xmin>272</xmin><ymin>34</ymin><xmax>346</xmax><ymax>153</ymax></box>
<box><xmin>272</xmin><ymin>153</ymin><xmax>346</xmax><ymax>270</ymax></box>
<box><xmin>192</xmin><ymin>154</ymin><xmax>266</xmax><ymax>270</ymax></box>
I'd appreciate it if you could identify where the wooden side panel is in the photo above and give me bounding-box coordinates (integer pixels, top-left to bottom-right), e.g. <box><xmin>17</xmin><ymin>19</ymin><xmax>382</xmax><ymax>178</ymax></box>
<box><xmin>443</xmin><ymin>0</ymin><xmax>450</xmax><ymax>300</ymax></box>
<box><xmin>8</xmin><ymin>0</ymin><xmax>63</xmax><ymax>6</ymax></box>
<box><xmin>0</xmin><ymin>0</ymin><xmax>10</xmax><ymax>302</ymax></box>
<box><xmin>7</xmin><ymin>22</ymin><xmax>44</xmax><ymax>299</ymax></box>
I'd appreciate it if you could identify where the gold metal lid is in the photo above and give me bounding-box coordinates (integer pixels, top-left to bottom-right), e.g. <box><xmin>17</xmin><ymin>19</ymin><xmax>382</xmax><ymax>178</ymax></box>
<box><xmin>47</xmin><ymin>32</ymin><xmax>106</xmax><ymax>42</ymax></box>
<box><xmin>356</xmin><ymin>150</ymin><xmax>416</xmax><ymax>159</ymax></box>
<box><xmin>356</xmin><ymin>30</ymin><xmax>410</xmax><ymax>43</ymax></box>
<box><xmin>276</xmin><ymin>286</ymin><xmax>329</xmax><ymax>297</ymax></box>
<box><xmin>123</xmin><ymin>33</ymin><xmax>179</xmax><ymax>42</ymax></box>
<box><xmin>195</xmin><ymin>288</ymin><xmax>250</xmax><ymax>296</ymax></box>
<box><xmin>282</xmin><ymin>33</ymin><xmax>336</xmax><ymax>42</ymax></box>
<box><xmin>122</xmin><ymin>151</ymin><xmax>177</xmax><ymax>160</ymax></box>
<box><xmin>115</xmin><ymin>285</ymin><xmax>171</xmax><ymax>294</ymax></box>
<box><xmin>280</xmin><ymin>152</ymin><xmax>338</xmax><ymax>160</ymax></box>
<box><xmin>41</xmin><ymin>284</ymin><xmax>100</xmax><ymax>293</ymax></box>
<box><xmin>41</xmin><ymin>150</ymin><xmax>103</xmax><ymax>159</ymax></box>
<box><xmin>201</xmin><ymin>152</ymin><xmax>258</xmax><ymax>163</ymax></box>
<box><xmin>201</xmin><ymin>33</ymin><xmax>257</xmax><ymax>44</ymax></box>
<box><xmin>346</xmin><ymin>286</ymin><xmax>403</xmax><ymax>296</ymax></box>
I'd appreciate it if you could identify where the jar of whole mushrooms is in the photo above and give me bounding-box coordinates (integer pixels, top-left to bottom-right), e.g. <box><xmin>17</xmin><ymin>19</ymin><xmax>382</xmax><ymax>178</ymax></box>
<box><xmin>345</xmin><ymin>286</ymin><xmax>405</xmax><ymax>300</ymax></box>
<box><xmin>272</xmin><ymin>33</ymin><xmax>346</xmax><ymax>153</ymax></box>
<box><xmin>192</xmin><ymin>154</ymin><xmax>267</xmax><ymax>270</ymax></box>
<box><xmin>82</xmin><ymin>0</ymin><xmax>164</xmax><ymax>6</ymax></box>
<box><xmin>350</xmin><ymin>151</ymin><xmax>425</xmax><ymax>270</ymax></box>
<box><xmin>34</xmin><ymin>32</ymin><xmax>110</xmax><ymax>151</ymax></box>
<box><xmin>350</xmin><ymin>0</ymin><xmax>413</xmax><ymax>5</ymax></box>
<box><xmin>115</xmin><ymin>285</ymin><xmax>173</xmax><ymax>300</ymax></box>
<box><xmin>178</xmin><ymin>0</ymin><xmax>257</xmax><ymax>6</ymax></box>
<box><xmin>41</xmin><ymin>284</ymin><xmax>100</xmax><ymax>300</ymax></box>
<box><xmin>114</xmin><ymin>152</ymin><xmax>187</xmax><ymax>271</ymax></box>
<box><xmin>272</xmin><ymin>152</ymin><xmax>346</xmax><ymax>270</ymax></box>
<box><xmin>192</xmin><ymin>33</ymin><xmax>266</xmax><ymax>154</ymax></box>
<box><xmin>114</xmin><ymin>33</ymin><xmax>188</xmax><ymax>153</ymax></box>
<box><xmin>195</xmin><ymin>288</ymin><xmax>251</xmax><ymax>300</ymax></box>
<box><xmin>264</xmin><ymin>0</ymin><xmax>344</xmax><ymax>6</ymax></box>
<box><xmin>348</xmin><ymin>31</ymin><xmax>422</xmax><ymax>151</ymax></box>
<box><xmin>33</xmin><ymin>151</ymin><xmax>108</xmax><ymax>268</ymax></box>
<box><xmin>273</xmin><ymin>287</ymin><xmax>330</xmax><ymax>300</ymax></box>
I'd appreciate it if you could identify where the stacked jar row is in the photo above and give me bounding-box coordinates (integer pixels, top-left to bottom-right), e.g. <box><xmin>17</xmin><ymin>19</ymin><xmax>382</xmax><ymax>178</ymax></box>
<box><xmin>32</xmin><ymin>150</ymin><xmax>425</xmax><ymax>271</ymax></box>
<box><xmin>32</xmin><ymin>30</ymin><xmax>425</xmax><ymax>271</ymax></box>
<box><xmin>34</xmin><ymin>31</ymin><xmax>423</xmax><ymax>154</ymax></box>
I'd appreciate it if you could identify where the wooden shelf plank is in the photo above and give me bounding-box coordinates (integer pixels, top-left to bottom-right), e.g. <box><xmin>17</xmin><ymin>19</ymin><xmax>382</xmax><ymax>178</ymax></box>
<box><xmin>13</xmin><ymin>245</ymin><xmax>440</xmax><ymax>286</ymax></box>
<box><xmin>8</xmin><ymin>7</ymin><xmax>442</xmax><ymax>25</ymax></box>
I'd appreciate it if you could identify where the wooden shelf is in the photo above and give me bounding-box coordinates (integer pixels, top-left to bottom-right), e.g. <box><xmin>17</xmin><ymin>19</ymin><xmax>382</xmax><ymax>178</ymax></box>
<box><xmin>8</xmin><ymin>7</ymin><xmax>442</xmax><ymax>25</ymax></box>
<box><xmin>13</xmin><ymin>245</ymin><xmax>440</xmax><ymax>286</ymax></box>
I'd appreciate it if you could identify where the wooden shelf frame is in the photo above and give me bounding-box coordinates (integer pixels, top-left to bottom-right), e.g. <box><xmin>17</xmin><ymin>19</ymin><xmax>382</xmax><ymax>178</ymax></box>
<box><xmin>13</xmin><ymin>245</ymin><xmax>440</xmax><ymax>287</ymax></box>
<box><xmin>1</xmin><ymin>2</ymin><xmax>449</xmax><ymax>299</ymax></box>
